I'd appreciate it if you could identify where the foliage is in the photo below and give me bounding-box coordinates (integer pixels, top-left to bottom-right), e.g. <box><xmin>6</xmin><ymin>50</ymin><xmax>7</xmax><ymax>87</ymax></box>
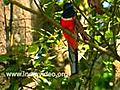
<box><xmin>0</xmin><ymin>0</ymin><xmax>120</xmax><ymax>89</ymax></box>
<box><xmin>3</xmin><ymin>0</ymin><xmax>9</xmax><ymax>5</ymax></box>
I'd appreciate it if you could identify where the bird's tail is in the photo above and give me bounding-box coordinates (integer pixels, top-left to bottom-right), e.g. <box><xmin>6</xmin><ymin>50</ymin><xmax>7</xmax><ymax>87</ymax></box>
<box><xmin>68</xmin><ymin>46</ymin><xmax>78</xmax><ymax>75</ymax></box>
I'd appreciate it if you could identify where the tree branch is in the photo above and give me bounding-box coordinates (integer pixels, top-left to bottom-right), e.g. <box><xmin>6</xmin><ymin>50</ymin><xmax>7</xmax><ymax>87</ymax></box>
<box><xmin>9</xmin><ymin>0</ymin><xmax>112</xmax><ymax>55</ymax></box>
<box><xmin>9</xmin><ymin>0</ymin><xmax>77</xmax><ymax>39</ymax></box>
<box><xmin>85</xmin><ymin>51</ymin><xmax>99</xmax><ymax>89</ymax></box>
<box><xmin>72</xmin><ymin>0</ymin><xmax>120</xmax><ymax>61</ymax></box>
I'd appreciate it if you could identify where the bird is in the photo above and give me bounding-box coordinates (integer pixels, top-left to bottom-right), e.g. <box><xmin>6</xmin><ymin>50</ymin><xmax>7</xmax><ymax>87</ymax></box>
<box><xmin>60</xmin><ymin>2</ymin><xmax>89</xmax><ymax>75</ymax></box>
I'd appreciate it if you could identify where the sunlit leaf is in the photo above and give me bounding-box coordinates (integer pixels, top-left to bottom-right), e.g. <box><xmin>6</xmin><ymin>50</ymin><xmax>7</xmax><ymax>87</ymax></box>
<box><xmin>48</xmin><ymin>55</ymin><xmax>56</xmax><ymax>60</ymax></box>
<box><xmin>39</xmin><ymin>76</ymin><xmax>51</xmax><ymax>85</ymax></box>
<box><xmin>28</xmin><ymin>44</ymin><xmax>39</xmax><ymax>54</ymax></box>
<box><xmin>117</xmin><ymin>17</ymin><xmax>120</xmax><ymax>22</ymax></box>
<box><xmin>105</xmin><ymin>30</ymin><xmax>113</xmax><ymax>39</ymax></box>
<box><xmin>56</xmin><ymin>0</ymin><xmax>64</xmax><ymax>6</ymax></box>
<box><xmin>47</xmin><ymin>40</ymin><xmax>55</xmax><ymax>43</ymax></box>
<box><xmin>107</xmin><ymin>0</ymin><xmax>113</xmax><ymax>3</ymax></box>
<box><xmin>95</xmin><ymin>36</ymin><xmax>101</xmax><ymax>42</ymax></box>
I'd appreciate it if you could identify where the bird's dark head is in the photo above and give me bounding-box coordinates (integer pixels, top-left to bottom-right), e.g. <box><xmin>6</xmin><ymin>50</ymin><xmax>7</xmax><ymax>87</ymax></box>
<box><xmin>62</xmin><ymin>3</ymin><xmax>76</xmax><ymax>18</ymax></box>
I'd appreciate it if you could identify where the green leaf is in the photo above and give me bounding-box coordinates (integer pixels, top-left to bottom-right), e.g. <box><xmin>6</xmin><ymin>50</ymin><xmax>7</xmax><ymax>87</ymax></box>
<box><xmin>10</xmin><ymin>80</ymin><xmax>19</xmax><ymax>90</ymax></box>
<box><xmin>17</xmin><ymin>45</ymin><xmax>26</xmax><ymax>53</ymax></box>
<box><xmin>34</xmin><ymin>59</ymin><xmax>41</xmax><ymax>67</ymax></box>
<box><xmin>105</xmin><ymin>30</ymin><xmax>113</xmax><ymax>39</ymax></box>
<box><xmin>103</xmin><ymin>72</ymin><xmax>109</xmax><ymax>79</ymax></box>
<box><xmin>5</xmin><ymin>64</ymin><xmax>18</xmax><ymax>72</ymax></box>
<box><xmin>93</xmin><ymin>86</ymin><xmax>101</xmax><ymax>90</ymax></box>
<box><xmin>56</xmin><ymin>0</ymin><xmax>64</xmax><ymax>6</ymax></box>
<box><xmin>0</xmin><ymin>55</ymin><xmax>10</xmax><ymax>62</ymax></box>
<box><xmin>117</xmin><ymin>17</ymin><xmax>120</xmax><ymax>22</ymax></box>
<box><xmin>28</xmin><ymin>44</ymin><xmax>39</xmax><ymax>54</ymax></box>
<box><xmin>41</xmin><ymin>0</ymin><xmax>50</xmax><ymax>4</ymax></box>
<box><xmin>3</xmin><ymin>0</ymin><xmax>9</xmax><ymax>5</ymax></box>
<box><xmin>95</xmin><ymin>36</ymin><xmax>101</xmax><ymax>42</ymax></box>
<box><xmin>21</xmin><ymin>78</ymin><xmax>33</xmax><ymax>85</ymax></box>
<box><xmin>74</xmin><ymin>0</ymin><xmax>81</xmax><ymax>7</ymax></box>
<box><xmin>107</xmin><ymin>0</ymin><xmax>113</xmax><ymax>3</ymax></box>
<box><xmin>45</xmin><ymin>2</ymin><xmax>54</xmax><ymax>17</ymax></box>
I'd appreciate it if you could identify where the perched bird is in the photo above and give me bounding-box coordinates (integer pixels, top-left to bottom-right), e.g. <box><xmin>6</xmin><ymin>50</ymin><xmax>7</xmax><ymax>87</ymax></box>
<box><xmin>60</xmin><ymin>3</ymin><xmax>89</xmax><ymax>75</ymax></box>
